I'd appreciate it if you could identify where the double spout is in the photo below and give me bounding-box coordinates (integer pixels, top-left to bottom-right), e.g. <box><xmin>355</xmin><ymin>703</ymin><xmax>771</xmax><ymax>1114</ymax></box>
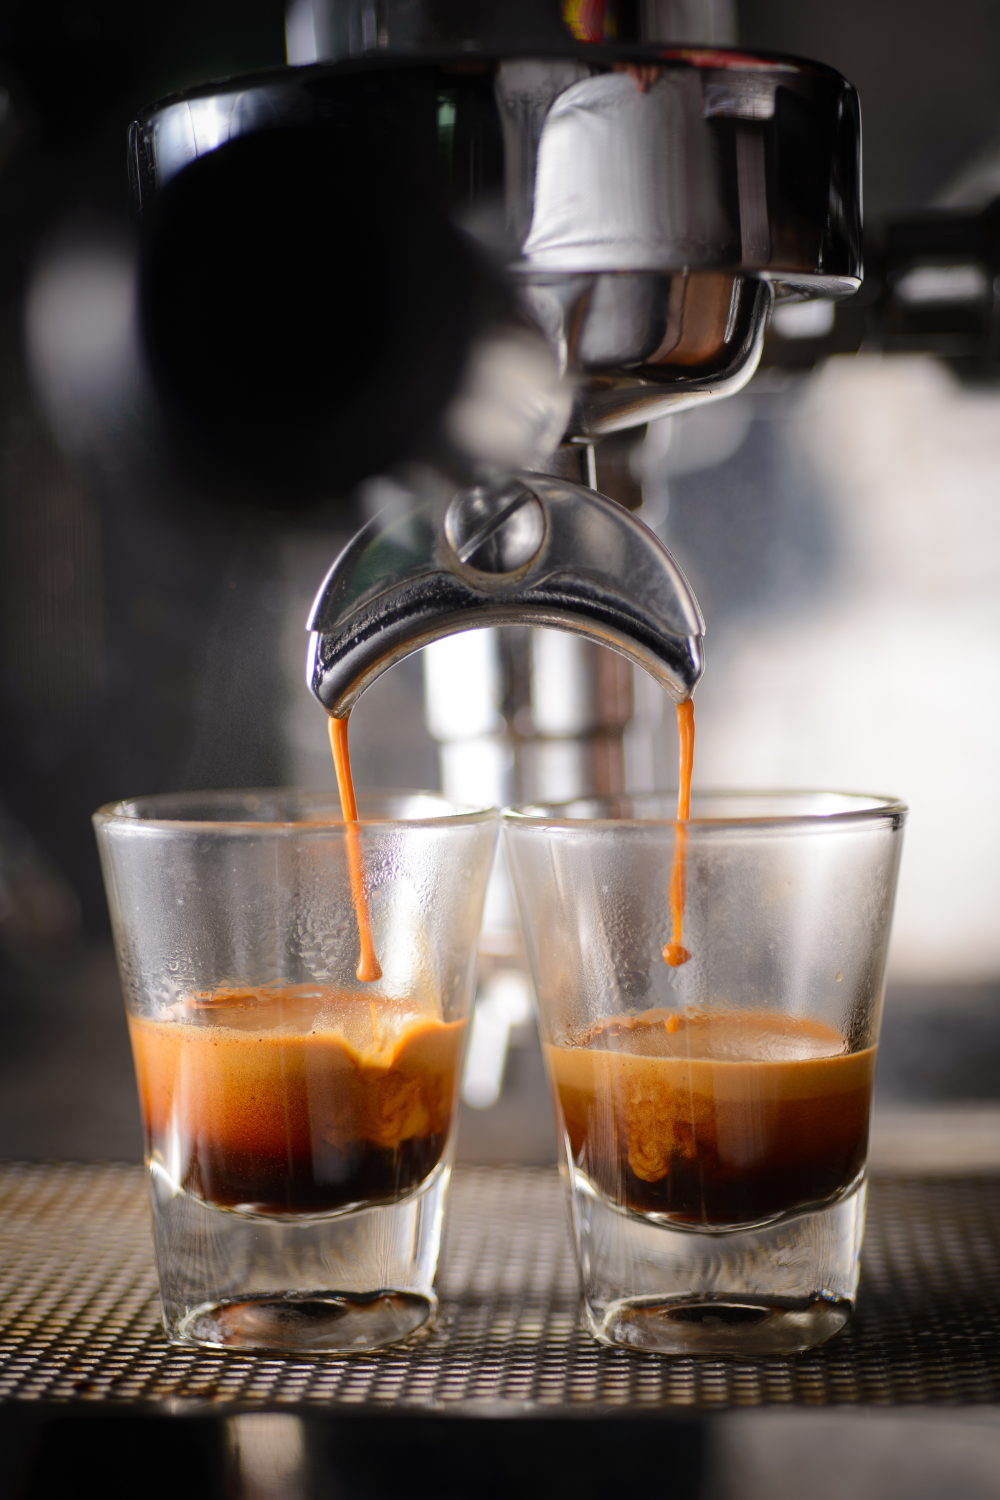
<box><xmin>306</xmin><ymin>472</ymin><xmax>704</xmax><ymax>717</ymax></box>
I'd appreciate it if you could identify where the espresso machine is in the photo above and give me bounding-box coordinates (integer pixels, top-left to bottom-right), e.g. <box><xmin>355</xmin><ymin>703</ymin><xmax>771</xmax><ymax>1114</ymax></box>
<box><xmin>128</xmin><ymin>0</ymin><xmax>862</xmax><ymax>1092</ymax></box>
<box><xmin>131</xmin><ymin>1</ymin><xmax>860</xmax><ymax>743</ymax></box>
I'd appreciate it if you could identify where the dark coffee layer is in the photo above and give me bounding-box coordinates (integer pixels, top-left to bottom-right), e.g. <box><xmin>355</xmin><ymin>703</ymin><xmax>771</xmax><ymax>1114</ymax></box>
<box><xmin>180</xmin><ymin>1128</ymin><xmax>450</xmax><ymax>1215</ymax></box>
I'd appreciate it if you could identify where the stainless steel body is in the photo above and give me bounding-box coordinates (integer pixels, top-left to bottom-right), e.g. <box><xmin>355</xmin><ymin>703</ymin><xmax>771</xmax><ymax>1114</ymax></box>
<box><xmin>130</xmin><ymin>40</ymin><xmax>861</xmax><ymax>479</ymax></box>
<box><xmin>306</xmin><ymin>472</ymin><xmax>704</xmax><ymax>717</ymax></box>
<box><xmin>132</xmin><ymin>48</ymin><xmax>862</xmax><ymax>306</ymax></box>
<box><xmin>129</xmin><ymin>13</ymin><xmax>862</xmax><ymax>758</ymax></box>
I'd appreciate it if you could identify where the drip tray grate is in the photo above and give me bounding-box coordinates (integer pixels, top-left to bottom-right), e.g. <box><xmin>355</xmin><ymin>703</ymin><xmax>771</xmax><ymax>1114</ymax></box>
<box><xmin>0</xmin><ymin>1163</ymin><xmax>998</xmax><ymax>1410</ymax></box>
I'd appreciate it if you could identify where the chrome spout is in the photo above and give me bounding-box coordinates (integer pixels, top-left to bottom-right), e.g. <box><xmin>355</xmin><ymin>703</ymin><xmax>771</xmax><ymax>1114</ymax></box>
<box><xmin>306</xmin><ymin>474</ymin><xmax>704</xmax><ymax>717</ymax></box>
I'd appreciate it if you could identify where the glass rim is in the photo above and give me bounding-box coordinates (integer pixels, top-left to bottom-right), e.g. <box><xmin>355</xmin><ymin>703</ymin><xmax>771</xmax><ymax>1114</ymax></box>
<box><xmin>92</xmin><ymin>787</ymin><xmax>498</xmax><ymax>833</ymax></box>
<box><xmin>502</xmin><ymin>789</ymin><xmax>908</xmax><ymax>832</ymax></box>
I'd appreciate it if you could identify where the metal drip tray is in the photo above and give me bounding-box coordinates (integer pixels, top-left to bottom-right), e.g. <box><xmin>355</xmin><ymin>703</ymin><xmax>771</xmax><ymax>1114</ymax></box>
<box><xmin>0</xmin><ymin>1164</ymin><xmax>998</xmax><ymax>1411</ymax></box>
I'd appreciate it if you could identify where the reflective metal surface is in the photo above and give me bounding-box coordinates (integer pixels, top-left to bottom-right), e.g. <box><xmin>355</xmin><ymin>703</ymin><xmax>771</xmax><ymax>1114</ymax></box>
<box><xmin>131</xmin><ymin>47</ymin><xmax>862</xmax><ymax>293</ymax></box>
<box><xmin>531</xmin><ymin>272</ymin><xmax>774</xmax><ymax>434</ymax></box>
<box><xmin>136</xmin><ymin>124</ymin><xmax>570</xmax><ymax>500</ymax></box>
<box><xmin>763</xmin><ymin>194</ymin><xmax>1000</xmax><ymax>385</ymax></box>
<box><xmin>128</xmin><ymin>8</ymin><xmax>859</xmax><ymax>725</ymax></box>
<box><xmin>130</xmin><ymin>39</ymin><xmax>861</xmax><ymax>462</ymax></box>
<box><xmin>3</xmin><ymin>1160</ymin><xmax>1000</xmax><ymax>1411</ymax></box>
<box><xmin>306</xmin><ymin>473</ymin><xmax>704</xmax><ymax>714</ymax></box>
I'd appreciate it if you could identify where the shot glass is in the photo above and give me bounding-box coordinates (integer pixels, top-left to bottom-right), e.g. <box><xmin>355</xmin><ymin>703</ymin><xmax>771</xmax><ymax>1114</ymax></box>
<box><xmin>503</xmin><ymin>792</ymin><xmax>906</xmax><ymax>1356</ymax></box>
<box><xmin>94</xmin><ymin>790</ymin><xmax>496</xmax><ymax>1353</ymax></box>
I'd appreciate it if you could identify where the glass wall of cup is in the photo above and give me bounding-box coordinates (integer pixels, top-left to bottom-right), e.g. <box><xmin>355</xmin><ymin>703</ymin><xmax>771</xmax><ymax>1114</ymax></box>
<box><xmin>93</xmin><ymin>790</ymin><xmax>497</xmax><ymax>1353</ymax></box>
<box><xmin>503</xmin><ymin>792</ymin><xmax>906</xmax><ymax>1355</ymax></box>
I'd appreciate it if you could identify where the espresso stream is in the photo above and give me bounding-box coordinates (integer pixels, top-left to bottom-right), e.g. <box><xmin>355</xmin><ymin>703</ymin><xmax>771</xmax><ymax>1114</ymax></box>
<box><xmin>545</xmin><ymin>700</ymin><xmax>874</xmax><ymax>1228</ymax></box>
<box><xmin>329</xmin><ymin>714</ymin><xmax>382</xmax><ymax>983</ymax></box>
<box><xmin>132</xmin><ymin>699</ymin><xmax>871</xmax><ymax>1228</ymax></box>
<box><xmin>663</xmin><ymin>699</ymin><xmax>694</xmax><ymax>967</ymax></box>
<box><xmin>129</xmin><ymin>715</ymin><xmax>454</xmax><ymax>1216</ymax></box>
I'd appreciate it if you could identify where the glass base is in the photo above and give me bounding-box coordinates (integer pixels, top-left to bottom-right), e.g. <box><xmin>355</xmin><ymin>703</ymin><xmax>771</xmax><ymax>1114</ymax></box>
<box><xmin>180</xmin><ymin>1290</ymin><xmax>434</xmax><ymax>1353</ymax></box>
<box><xmin>589</xmin><ymin>1295</ymin><xmax>851</xmax><ymax>1356</ymax></box>
<box><xmin>149</xmin><ymin>1157</ymin><xmax>450</xmax><ymax>1353</ymax></box>
<box><xmin>570</xmin><ymin>1168</ymin><xmax>867</xmax><ymax>1356</ymax></box>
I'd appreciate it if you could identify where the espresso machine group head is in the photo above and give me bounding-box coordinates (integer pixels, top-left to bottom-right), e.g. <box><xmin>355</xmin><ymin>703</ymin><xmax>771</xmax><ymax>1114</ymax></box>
<box><xmin>128</xmin><ymin>0</ymin><xmax>862</xmax><ymax>713</ymax></box>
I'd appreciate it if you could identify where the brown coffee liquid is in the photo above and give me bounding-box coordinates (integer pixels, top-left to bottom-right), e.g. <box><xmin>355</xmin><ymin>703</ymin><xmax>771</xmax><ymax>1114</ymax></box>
<box><xmin>547</xmin><ymin>1009</ymin><xmax>874</xmax><ymax>1226</ymax></box>
<box><xmin>329</xmin><ymin>714</ymin><xmax>382</xmax><ymax>983</ymax></box>
<box><xmin>663</xmin><ymin>698</ymin><xmax>694</xmax><ymax>967</ymax></box>
<box><xmin>130</xmin><ymin>986</ymin><xmax>464</xmax><ymax>1215</ymax></box>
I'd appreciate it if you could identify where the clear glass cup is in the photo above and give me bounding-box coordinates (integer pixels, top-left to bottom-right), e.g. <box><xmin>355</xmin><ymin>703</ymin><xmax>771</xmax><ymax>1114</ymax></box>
<box><xmin>94</xmin><ymin>790</ymin><xmax>496</xmax><ymax>1353</ymax></box>
<box><xmin>503</xmin><ymin>792</ymin><xmax>907</xmax><ymax>1356</ymax></box>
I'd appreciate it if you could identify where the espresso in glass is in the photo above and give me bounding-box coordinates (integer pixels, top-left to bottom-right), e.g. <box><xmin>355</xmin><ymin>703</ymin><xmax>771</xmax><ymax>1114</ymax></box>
<box><xmin>547</xmin><ymin>1007</ymin><xmax>875</xmax><ymax>1228</ymax></box>
<box><xmin>130</xmin><ymin>985</ymin><xmax>465</xmax><ymax>1218</ymax></box>
<box><xmin>505</xmin><ymin>790</ymin><xmax>905</xmax><ymax>1355</ymax></box>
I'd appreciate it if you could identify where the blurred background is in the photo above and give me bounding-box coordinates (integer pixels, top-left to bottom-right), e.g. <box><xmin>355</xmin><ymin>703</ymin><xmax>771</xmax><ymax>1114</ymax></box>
<box><xmin>0</xmin><ymin>0</ymin><xmax>998</xmax><ymax>1168</ymax></box>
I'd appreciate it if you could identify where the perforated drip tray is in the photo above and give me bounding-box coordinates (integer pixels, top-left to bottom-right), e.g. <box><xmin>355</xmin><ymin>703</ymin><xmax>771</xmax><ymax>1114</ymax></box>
<box><xmin>0</xmin><ymin>1163</ymin><xmax>998</xmax><ymax>1411</ymax></box>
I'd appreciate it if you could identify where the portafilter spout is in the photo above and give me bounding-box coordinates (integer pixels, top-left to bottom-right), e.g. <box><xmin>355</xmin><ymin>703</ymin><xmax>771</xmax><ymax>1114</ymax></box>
<box><xmin>306</xmin><ymin>473</ymin><xmax>704</xmax><ymax>717</ymax></box>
